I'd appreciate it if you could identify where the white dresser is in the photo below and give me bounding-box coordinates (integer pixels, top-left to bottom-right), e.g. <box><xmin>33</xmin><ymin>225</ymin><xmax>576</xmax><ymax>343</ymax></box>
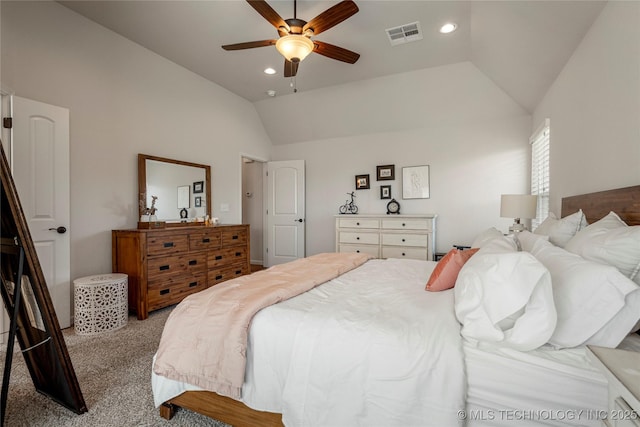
<box><xmin>335</xmin><ymin>214</ymin><xmax>437</xmax><ymax>261</ymax></box>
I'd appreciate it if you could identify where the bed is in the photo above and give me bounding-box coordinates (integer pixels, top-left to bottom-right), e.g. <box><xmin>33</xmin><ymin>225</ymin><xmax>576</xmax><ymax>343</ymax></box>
<box><xmin>153</xmin><ymin>185</ymin><xmax>640</xmax><ymax>427</ymax></box>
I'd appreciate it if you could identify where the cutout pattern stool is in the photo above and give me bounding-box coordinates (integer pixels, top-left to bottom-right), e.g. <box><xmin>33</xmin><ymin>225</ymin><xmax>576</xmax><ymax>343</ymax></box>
<box><xmin>73</xmin><ymin>273</ymin><xmax>128</xmax><ymax>335</ymax></box>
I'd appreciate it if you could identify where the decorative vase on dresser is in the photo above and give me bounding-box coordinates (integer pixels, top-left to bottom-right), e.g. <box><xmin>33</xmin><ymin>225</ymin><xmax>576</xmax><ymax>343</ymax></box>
<box><xmin>112</xmin><ymin>224</ymin><xmax>250</xmax><ymax>320</ymax></box>
<box><xmin>335</xmin><ymin>214</ymin><xmax>437</xmax><ymax>261</ymax></box>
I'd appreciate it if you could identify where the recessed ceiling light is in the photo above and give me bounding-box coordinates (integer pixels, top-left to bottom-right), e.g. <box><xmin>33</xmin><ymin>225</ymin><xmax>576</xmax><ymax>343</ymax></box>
<box><xmin>264</xmin><ymin>67</ymin><xmax>276</xmax><ymax>75</ymax></box>
<box><xmin>439</xmin><ymin>23</ymin><xmax>457</xmax><ymax>34</ymax></box>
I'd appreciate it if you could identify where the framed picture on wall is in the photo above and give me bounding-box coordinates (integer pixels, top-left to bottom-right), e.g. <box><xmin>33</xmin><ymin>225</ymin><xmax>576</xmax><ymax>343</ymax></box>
<box><xmin>193</xmin><ymin>181</ymin><xmax>204</xmax><ymax>194</ymax></box>
<box><xmin>380</xmin><ymin>185</ymin><xmax>391</xmax><ymax>199</ymax></box>
<box><xmin>195</xmin><ymin>196</ymin><xmax>202</xmax><ymax>208</ymax></box>
<box><xmin>355</xmin><ymin>174</ymin><xmax>370</xmax><ymax>190</ymax></box>
<box><xmin>402</xmin><ymin>165</ymin><xmax>430</xmax><ymax>199</ymax></box>
<box><xmin>376</xmin><ymin>165</ymin><xmax>395</xmax><ymax>181</ymax></box>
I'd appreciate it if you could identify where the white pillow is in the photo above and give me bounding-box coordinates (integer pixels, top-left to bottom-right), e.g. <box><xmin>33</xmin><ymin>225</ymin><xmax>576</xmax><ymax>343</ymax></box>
<box><xmin>517</xmin><ymin>230</ymin><xmax>549</xmax><ymax>253</ymax></box>
<box><xmin>534</xmin><ymin>210</ymin><xmax>588</xmax><ymax>248</ymax></box>
<box><xmin>530</xmin><ymin>239</ymin><xmax>640</xmax><ymax>348</ymax></box>
<box><xmin>454</xmin><ymin>241</ymin><xmax>556</xmax><ymax>351</ymax></box>
<box><xmin>565</xmin><ymin>211</ymin><xmax>640</xmax><ymax>286</ymax></box>
<box><xmin>471</xmin><ymin>227</ymin><xmax>505</xmax><ymax>248</ymax></box>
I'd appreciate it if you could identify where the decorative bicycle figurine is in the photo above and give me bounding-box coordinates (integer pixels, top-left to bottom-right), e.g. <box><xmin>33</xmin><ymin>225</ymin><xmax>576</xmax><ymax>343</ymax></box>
<box><xmin>339</xmin><ymin>191</ymin><xmax>358</xmax><ymax>214</ymax></box>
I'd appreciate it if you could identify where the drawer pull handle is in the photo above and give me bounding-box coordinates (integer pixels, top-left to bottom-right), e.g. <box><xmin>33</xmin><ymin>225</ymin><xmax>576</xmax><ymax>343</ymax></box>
<box><xmin>356</xmin><ymin>222</ymin><xmax>360</xmax><ymax>226</ymax></box>
<box><xmin>215</xmin><ymin>255</ymin><xmax>223</xmax><ymax>260</ymax></box>
<box><xmin>189</xmin><ymin>260</ymin><xmax>197</xmax><ymax>266</ymax></box>
<box><xmin>356</xmin><ymin>250</ymin><xmax>360</xmax><ymax>253</ymax></box>
<box><xmin>402</xmin><ymin>238</ymin><xmax>406</xmax><ymax>242</ymax></box>
<box><xmin>202</xmin><ymin>238</ymin><xmax>210</xmax><ymax>243</ymax></box>
<box><xmin>163</xmin><ymin>242</ymin><xmax>174</xmax><ymax>248</ymax></box>
<box><xmin>235</xmin><ymin>270</ymin><xmax>242</xmax><ymax>275</ymax></box>
<box><xmin>356</xmin><ymin>237</ymin><xmax>360</xmax><ymax>240</ymax></box>
<box><xmin>160</xmin><ymin>289</ymin><xmax>170</xmax><ymax>295</ymax></box>
<box><xmin>402</xmin><ymin>252</ymin><xmax>406</xmax><ymax>256</ymax></box>
<box><xmin>215</xmin><ymin>275</ymin><xmax>223</xmax><ymax>280</ymax></box>
<box><xmin>189</xmin><ymin>282</ymin><xmax>197</xmax><ymax>288</ymax></box>
<box><xmin>159</xmin><ymin>265</ymin><xmax>170</xmax><ymax>271</ymax></box>
<box><xmin>235</xmin><ymin>252</ymin><xmax>242</xmax><ymax>257</ymax></box>
<box><xmin>402</xmin><ymin>223</ymin><xmax>406</xmax><ymax>227</ymax></box>
<box><xmin>232</xmin><ymin>235</ymin><xmax>239</xmax><ymax>240</ymax></box>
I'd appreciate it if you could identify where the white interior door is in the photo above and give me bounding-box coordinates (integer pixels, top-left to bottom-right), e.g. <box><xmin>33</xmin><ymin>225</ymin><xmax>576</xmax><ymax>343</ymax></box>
<box><xmin>266</xmin><ymin>160</ymin><xmax>305</xmax><ymax>267</ymax></box>
<box><xmin>11</xmin><ymin>96</ymin><xmax>71</xmax><ymax>328</ymax></box>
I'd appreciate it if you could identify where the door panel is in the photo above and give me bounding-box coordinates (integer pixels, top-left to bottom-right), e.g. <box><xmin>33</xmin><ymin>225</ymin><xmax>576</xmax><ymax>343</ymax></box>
<box><xmin>12</xmin><ymin>96</ymin><xmax>71</xmax><ymax>328</ymax></box>
<box><xmin>266</xmin><ymin>160</ymin><xmax>305</xmax><ymax>266</ymax></box>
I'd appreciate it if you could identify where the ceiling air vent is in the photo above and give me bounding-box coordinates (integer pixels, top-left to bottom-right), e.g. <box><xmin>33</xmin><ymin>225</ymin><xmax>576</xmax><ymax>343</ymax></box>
<box><xmin>385</xmin><ymin>21</ymin><xmax>423</xmax><ymax>46</ymax></box>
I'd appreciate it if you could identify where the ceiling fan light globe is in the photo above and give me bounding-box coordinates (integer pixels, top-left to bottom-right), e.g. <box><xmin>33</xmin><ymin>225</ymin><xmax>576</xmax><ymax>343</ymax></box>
<box><xmin>276</xmin><ymin>35</ymin><xmax>314</xmax><ymax>62</ymax></box>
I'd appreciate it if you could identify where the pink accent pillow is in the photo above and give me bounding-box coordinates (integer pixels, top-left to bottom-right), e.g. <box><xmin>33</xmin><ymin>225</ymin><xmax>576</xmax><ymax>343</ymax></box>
<box><xmin>426</xmin><ymin>248</ymin><xmax>480</xmax><ymax>291</ymax></box>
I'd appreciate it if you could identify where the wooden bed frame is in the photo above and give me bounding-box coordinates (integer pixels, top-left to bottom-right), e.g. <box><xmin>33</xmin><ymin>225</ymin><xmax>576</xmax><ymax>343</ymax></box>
<box><xmin>160</xmin><ymin>184</ymin><xmax>640</xmax><ymax>427</ymax></box>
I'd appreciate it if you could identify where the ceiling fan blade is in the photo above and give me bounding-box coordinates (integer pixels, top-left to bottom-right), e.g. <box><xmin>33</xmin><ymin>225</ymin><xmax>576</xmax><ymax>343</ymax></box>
<box><xmin>222</xmin><ymin>39</ymin><xmax>277</xmax><ymax>51</ymax></box>
<box><xmin>303</xmin><ymin>0</ymin><xmax>359</xmax><ymax>36</ymax></box>
<box><xmin>284</xmin><ymin>59</ymin><xmax>299</xmax><ymax>77</ymax></box>
<box><xmin>313</xmin><ymin>40</ymin><xmax>360</xmax><ymax>64</ymax></box>
<box><xmin>247</xmin><ymin>0</ymin><xmax>290</xmax><ymax>33</ymax></box>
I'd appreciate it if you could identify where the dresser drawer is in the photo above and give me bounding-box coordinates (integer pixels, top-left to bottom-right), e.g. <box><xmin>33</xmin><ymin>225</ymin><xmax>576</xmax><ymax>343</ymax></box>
<box><xmin>381</xmin><ymin>233</ymin><xmax>428</xmax><ymax>247</ymax></box>
<box><xmin>208</xmin><ymin>246</ymin><xmax>248</xmax><ymax>268</ymax></box>
<box><xmin>382</xmin><ymin>246</ymin><xmax>428</xmax><ymax>260</ymax></box>
<box><xmin>189</xmin><ymin>229</ymin><xmax>221</xmax><ymax>251</ymax></box>
<box><xmin>381</xmin><ymin>218</ymin><xmax>432</xmax><ymax>231</ymax></box>
<box><xmin>208</xmin><ymin>263</ymin><xmax>249</xmax><ymax>286</ymax></box>
<box><xmin>146</xmin><ymin>232</ymin><xmax>189</xmax><ymax>256</ymax></box>
<box><xmin>338</xmin><ymin>244</ymin><xmax>380</xmax><ymax>257</ymax></box>
<box><xmin>338</xmin><ymin>218</ymin><xmax>380</xmax><ymax>229</ymax></box>
<box><xmin>147</xmin><ymin>252</ymin><xmax>207</xmax><ymax>282</ymax></box>
<box><xmin>339</xmin><ymin>231</ymin><xmax>379</xmax><ymax>245</ymax></box>
<box><xmin>147</xmin><ymin>273</ymin><xmax>207</xmax><ymax>311</ymax></box>
<box><xmin>222</xmin><ymin>228</ymin><xmax>248</xmax><ymax>247</ymax></box>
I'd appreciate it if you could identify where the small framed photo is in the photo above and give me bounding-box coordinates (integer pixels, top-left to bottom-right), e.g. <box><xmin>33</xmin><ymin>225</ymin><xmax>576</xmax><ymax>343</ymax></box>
<box><xmin>194</xmin><ymin>196</ymin><xmax>202</xmax><ymax>208</ymax></box>
<box><xmin>193</xmin><ymin>181</ymin><xmax>204</xmax><ymax>194</ymax></box>
<box><xmin>380</xmin><ymin>185</ymin><xmax>391</xmax><ymax>199</ymax></box>
<box><xmin>376</xmin><ymin>164</ymin><xmax>395</xmax><ymax>181</ymax></box>
<box><xmin>355</xmin><ymin>174</ymin><xmax>370</xmax><ymax>190</ymax></box>
<box><xmin>402</xmin><ymin>165</ymin><xmax>430</xmax><ymax>199</ymax></box>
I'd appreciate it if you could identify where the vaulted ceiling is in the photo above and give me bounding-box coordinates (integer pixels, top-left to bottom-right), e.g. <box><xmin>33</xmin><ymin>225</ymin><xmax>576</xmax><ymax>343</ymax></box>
<box><xmin>60</xmin><ymin>0</ymin><xmax>606</xmax><ymax>113</ymax></box>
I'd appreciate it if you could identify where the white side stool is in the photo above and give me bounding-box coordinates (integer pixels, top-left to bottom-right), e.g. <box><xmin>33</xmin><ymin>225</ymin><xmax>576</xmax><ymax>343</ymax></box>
<box><xmin>73</xmin><ymin>273</ymin><xmax>128</xmax><ymax>335</ymax></box>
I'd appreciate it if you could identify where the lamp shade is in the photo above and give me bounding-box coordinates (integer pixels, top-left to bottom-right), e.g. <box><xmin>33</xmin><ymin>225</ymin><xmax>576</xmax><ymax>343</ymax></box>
<box><xmin>275</xmin><ymin>35</ymin><xmax>314</xmax><ymax>63</ymax></box>
<box><xmin>500</xmin><ymin>194</ymin><xmax>538</xmax><ymax>220</ymax></box>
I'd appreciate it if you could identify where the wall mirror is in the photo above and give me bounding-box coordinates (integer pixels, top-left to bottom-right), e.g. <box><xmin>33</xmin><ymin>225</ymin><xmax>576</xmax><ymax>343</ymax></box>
<box><xmin>138</xmin><ymin>154</ymin><xmax>211</xmax><ymax>222</ymax></box>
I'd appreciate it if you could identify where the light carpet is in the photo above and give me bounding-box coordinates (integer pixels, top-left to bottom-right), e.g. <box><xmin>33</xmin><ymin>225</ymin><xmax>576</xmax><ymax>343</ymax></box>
<box><xmin>1</xmin><ymin>307</ymin><xmax>230</xmax><ymax>426</ymax></box>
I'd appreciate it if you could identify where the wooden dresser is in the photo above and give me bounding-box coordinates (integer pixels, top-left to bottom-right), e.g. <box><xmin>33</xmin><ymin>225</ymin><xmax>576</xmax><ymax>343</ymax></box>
<box><xmin>112</xmin><ymin>225</ymin><xmax>250</xmax><ymax>320</ymax></box>
<box><xmin>335</xmin><ymin>214</ymin><xmax>437</xmax><ymax>261</ymax></box>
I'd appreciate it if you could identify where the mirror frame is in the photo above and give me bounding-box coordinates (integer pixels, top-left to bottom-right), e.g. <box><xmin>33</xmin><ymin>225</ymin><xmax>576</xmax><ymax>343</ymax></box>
<box><xmin>138</xmin><ymin>153</ymin><xmax>211</xmax><ymax>221</ymax></box>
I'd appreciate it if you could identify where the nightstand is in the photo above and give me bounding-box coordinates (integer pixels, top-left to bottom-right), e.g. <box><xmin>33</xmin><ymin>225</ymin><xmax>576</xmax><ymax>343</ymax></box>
<box><xmin>587</xmin><ymin>345</ymin><xmax>640</xmax><ymax>427</ymax></box>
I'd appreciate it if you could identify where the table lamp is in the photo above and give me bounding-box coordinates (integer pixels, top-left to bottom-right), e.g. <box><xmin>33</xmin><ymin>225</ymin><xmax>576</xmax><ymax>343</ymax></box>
<box><xmin>500</xmin><ymin>194</ymin><xmax>538</xmax><ymax>233</ymax></box>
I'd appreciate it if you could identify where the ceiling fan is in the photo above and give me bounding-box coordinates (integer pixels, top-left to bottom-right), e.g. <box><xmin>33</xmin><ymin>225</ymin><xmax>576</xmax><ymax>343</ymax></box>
<box><xmin>222</xmin><ymin>0</ymin><xmax>360</xmax><ymax>78</ymax></box>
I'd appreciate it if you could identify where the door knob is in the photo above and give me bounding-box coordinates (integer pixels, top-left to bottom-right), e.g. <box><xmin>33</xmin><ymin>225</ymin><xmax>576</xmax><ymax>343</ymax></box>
<box><xmin>48</xmin><ymin>226</ymin><xmax>67</xmax><ymax>234</ymax></box>
<box><xmin>294</xmin><ymin>218</ymin><xmax>304</xmax><ymax>223</ymax></box>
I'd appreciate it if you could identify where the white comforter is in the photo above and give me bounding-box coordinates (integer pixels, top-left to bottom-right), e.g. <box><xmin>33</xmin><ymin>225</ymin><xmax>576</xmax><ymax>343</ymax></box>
<box><xmin>153</xmin><ymin>258</ymin><xmax>466</xmax><ymax>427</ymax></box>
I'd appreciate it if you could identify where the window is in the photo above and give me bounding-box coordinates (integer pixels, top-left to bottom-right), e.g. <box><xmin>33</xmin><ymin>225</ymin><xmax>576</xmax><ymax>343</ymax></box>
<box><xmin>530</xmin><ymin>119</ymin><xmax>550</xmax><ymax>229</ymax></box>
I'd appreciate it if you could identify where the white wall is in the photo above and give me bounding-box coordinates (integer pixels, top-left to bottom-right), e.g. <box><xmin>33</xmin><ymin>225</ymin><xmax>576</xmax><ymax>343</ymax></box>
<box><xmin>271</xmin><ymin>62</ymin><xmax>532</xmax><ymax>255</ymax></box>
<box><xmin>533</xmin><ymin>1</ymin><xmax>640</xmax><ymax>214</ymax></box>
<box><xmin>1</xmin><ymin>1</ymin><xmax>272</xmax><ymax>281</ymax></box>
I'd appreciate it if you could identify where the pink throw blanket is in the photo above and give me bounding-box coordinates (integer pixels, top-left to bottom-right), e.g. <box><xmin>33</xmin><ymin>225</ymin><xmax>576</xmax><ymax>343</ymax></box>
<box><xmin>153</xmin><ymin>252</ymin><xmax>373</xmax><ymax>399</ymax></box>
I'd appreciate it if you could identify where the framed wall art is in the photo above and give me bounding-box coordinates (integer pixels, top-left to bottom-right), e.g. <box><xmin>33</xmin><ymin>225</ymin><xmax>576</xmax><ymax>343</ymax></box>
<box><xmin>355</xmin><ymin>174</ymin><xmax>370</xmax><ymax>190</ymax></box>
<box><xmin>195</xmin><ymin>196</ymin><xmax>202</xmax><ymax>208</ymax></box>
<box><xmin>376</xmin><ymin>165</ymin><xmax>395</xmax><ymax>181</ymax></box>
<box><xmin>193</xmin><ymin>181</ymin><xmax>204</xmax><ymax>194</ymax></box>
<box><xmin>402</xmin><ymin>165</ymin><xmax>430</xmax><ymax>199</ymax></box>
<box><xmin>380</xmin><ymin>185</ymin><xmax>391</xmax><ymax>199</ymax></box>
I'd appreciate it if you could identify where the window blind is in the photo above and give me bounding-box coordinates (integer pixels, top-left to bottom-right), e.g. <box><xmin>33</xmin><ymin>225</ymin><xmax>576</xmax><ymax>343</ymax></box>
<box><xmin>530</xmin><ymin>119</ymin><xmax>550</xmax><ymax>230</ymax></box>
